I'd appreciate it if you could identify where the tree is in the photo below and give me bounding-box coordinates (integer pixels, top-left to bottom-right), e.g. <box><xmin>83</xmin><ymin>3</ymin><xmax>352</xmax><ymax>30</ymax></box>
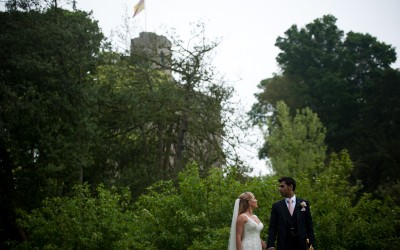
<box><xmin>129</xmin><ymin>25</ymin><xmax>236</xmax><ymax>177</ymax></box>
<box><xmin>352</xmin><ymin>69</ymin><xmax>400</xmax><ymax>191</ymax></box>
<box><xmin>260</xmin><ymin>101</ymin><xmax>326</xmax><ymax>177</ymax></box>
<box><xmin>250</xmin><ymin>14</ymin><xmax>400</xmax><ymax>191</ymax></box>
<box><xmin>88</xmin><ymin>51</ymin><xmax>185</xmax><ymax>196</ymax></box>
<box><xmin>0</xmin><ymin>4</ymin><xmax>104</xmax><ymax>244</ymax></box>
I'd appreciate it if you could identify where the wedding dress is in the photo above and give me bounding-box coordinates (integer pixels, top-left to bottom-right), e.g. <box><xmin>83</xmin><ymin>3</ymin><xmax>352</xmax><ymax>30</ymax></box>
<box><xmin>228</xmin><ymin>199</ymin><xmax>264</xmax><ymax>250</ymax></box>
<box><xmin>241</xmin><ymin>214</ymin><xmax>264</xmax><ymax>249</ymax></box>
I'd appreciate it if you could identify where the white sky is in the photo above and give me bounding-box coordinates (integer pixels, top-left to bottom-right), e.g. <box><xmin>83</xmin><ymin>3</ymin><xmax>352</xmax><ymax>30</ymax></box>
<box><xmin>77</xmin><ymin>0</ymin><xmax>400</xmax><ymax>176</ymax></box>
<box><xmin>4</xmin><ymin>0</ymin><xmax>399</xmax><ymax>175</ymax></box>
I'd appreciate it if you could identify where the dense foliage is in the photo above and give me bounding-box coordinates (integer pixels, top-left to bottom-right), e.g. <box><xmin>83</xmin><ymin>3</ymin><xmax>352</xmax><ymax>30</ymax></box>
<box><xmin>11</xmin><ymin>163</ymin><xmax>400</xmax><ymax>249</ymax></box>
<box><xmin>0</xmin><ymin>4</ymin><xmax>104</xmax><ymax>245</ymax></box>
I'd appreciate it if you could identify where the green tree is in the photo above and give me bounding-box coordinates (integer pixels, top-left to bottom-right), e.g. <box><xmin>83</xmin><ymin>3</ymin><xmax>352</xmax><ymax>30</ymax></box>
<box><xmin>250</xmin><ymin>14</ymin><xmax>400</xmax><ymax>191</ymax></box>
<box><xmin>254</xmin><ymin>76</ymin><xmax>400</xmax><ymax>249</ymax></box>
<box><xmin>260</xmin><ymin>101</ymin><xmax>326</xmax><ymax>178</ymax></box>
<box><xmin>0</xmin><ymin>4</ymin><xmax>104</xmax><ymax>244</ymax></box>
<box><xmin>351</xmin><ymin>69</ymin><xmax>400</xmax><ymax>192</ymax></box>
<box><xmin>297</xmin><ymin>150</ymin><xmax>400</xmax><ymax>249</ymax></box>
<box><xmin>88</xmin><ymin>51</ymin><xmax>184</xmax><ymax>196</ymax></box>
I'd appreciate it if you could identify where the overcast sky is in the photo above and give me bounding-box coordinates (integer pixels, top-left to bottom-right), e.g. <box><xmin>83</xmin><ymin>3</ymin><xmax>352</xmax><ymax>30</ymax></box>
<box><xmin>4</xmin><ymin>0</ymin><xmax>399</xmax><ymax>175</ymax></box>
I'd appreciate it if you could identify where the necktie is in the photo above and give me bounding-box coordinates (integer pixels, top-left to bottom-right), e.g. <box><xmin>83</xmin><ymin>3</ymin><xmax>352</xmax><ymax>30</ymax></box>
<box><xmin>288</xmin><ymin>199</ymin><xmax>294</xmax><ymax>215</ymax></box>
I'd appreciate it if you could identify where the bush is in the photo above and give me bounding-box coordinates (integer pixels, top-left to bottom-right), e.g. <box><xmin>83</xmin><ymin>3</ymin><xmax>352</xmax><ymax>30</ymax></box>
<box><xmin>15</xmin><ymin>184</ymin><xmax>135</xmax><ymax>250</ymax></box>
<box><xmin>12</xmin><ymin>161</ymin><xmax>400</xmax><ymax>249</ymax></box>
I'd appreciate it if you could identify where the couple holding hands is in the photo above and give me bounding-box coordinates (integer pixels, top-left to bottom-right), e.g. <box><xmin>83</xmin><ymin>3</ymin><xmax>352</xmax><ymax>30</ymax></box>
<box><xmin>228</xmin><ymin>177</ymin><xmax>315</xmax><ymax>250</ymax></box>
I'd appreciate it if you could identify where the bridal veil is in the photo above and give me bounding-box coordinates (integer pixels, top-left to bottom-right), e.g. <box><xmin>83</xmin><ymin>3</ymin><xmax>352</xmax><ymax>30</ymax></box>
<box><xmin>228</xmin><ymin>198</ymin><xmax>240</xmax><ymax>250</ymax></box>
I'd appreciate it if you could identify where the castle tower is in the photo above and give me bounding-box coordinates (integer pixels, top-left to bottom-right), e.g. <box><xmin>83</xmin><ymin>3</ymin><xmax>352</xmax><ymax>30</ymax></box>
<box><xmin>130</xmin><ymin>32</ymin><xmax>172</xmax><ymax>75</ymax></box>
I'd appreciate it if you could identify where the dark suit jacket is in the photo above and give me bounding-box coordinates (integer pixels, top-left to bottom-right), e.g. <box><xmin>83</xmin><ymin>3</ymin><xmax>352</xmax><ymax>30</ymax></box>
<box><xmin>266</xmin><ymin>198</ymin><xmax>315</xmax><ymax>249</ymax></box>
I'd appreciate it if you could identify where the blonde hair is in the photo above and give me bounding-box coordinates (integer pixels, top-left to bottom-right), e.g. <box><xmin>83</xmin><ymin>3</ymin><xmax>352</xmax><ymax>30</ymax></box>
<box><xmin>238</xmin><ymin>192</ymin><xmax>254</xmax><ymax>214</ymax></box>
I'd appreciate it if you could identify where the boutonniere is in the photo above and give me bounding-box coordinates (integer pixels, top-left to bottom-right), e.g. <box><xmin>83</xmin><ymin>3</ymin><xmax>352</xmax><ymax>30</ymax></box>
<box><xmin>299</xmin><ymin>201</ymin><xmax>307</xmax><ymax>211</ymax></box>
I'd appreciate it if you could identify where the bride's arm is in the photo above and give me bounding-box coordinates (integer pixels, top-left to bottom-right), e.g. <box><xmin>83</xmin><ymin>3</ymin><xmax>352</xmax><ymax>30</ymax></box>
<box><xmin>235</xmin><ymin>214</ymin><xmax>246</xmax><ymax>250</ymax></box>
<box><xmin>261</xmin><ymin>239</ymin><xmax>266</xmax><ymax>249</ymax></box>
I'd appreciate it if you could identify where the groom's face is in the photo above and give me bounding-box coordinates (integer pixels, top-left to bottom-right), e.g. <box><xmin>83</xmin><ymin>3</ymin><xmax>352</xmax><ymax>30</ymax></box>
<box><xmin>278</xmin><ymin>181</ymin><xmax>293</xmax><ymax>198</ymax></box>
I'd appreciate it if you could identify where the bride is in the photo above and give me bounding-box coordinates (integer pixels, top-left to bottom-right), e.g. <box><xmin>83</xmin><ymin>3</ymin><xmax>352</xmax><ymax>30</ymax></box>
<box><xmin>228</xmin><ymin>192</ymin><xmax>266</xmax><ymax>250</ymax></box>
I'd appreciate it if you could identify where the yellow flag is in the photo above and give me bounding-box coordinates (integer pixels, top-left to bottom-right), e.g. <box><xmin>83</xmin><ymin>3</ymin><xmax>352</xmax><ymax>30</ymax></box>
<box><xmin>133</xmin><ymin>0</ymin><xmax>145</xmax><ymax>18</ymax></box>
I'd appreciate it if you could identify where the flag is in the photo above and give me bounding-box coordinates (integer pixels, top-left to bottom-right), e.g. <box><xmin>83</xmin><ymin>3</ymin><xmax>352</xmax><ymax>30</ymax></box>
<box><xmin>133</xmin><ymin>0</ymin><xmax>145</xmax><ymax>18</ymax></box>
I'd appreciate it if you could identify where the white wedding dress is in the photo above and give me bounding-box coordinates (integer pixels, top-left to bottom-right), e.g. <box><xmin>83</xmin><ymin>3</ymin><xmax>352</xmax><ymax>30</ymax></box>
<box><xmin>228</xmin><ymin>199</ymin><xmax>264</xmax><ymax>250</ymax></box>
<box><xmin>241</xmin><ymin>214</ymin><xmax>264</xmax><ymax>250</ymax></box>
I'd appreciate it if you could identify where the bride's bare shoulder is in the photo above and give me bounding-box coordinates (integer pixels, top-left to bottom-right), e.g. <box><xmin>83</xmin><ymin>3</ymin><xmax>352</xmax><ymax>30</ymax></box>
<box><xmin>237</xmin><ymin>213</ymin><xmax>249</xmax><ymax>222</ymax></box>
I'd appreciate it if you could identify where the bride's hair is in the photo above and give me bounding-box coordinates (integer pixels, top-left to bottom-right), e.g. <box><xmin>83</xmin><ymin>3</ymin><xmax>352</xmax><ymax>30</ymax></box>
<box><xmin>238</xmin><ymin>192</ymin><xmax>254</xmax><ymax>214</ymax></box>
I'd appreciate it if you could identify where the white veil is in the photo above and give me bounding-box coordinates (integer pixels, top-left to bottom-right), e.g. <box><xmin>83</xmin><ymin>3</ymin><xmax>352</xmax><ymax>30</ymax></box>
<box><xmin>228</xmin><ymin>198</ymin><xmax>240</xmax><ymax>250</ymax></box>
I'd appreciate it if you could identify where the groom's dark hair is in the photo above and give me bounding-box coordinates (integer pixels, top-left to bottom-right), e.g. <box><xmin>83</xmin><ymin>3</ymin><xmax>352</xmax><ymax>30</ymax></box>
<box><xmin>279</xmin><ymin>177</ymin><xmax>296</xmax><ymax>191</ymax></box>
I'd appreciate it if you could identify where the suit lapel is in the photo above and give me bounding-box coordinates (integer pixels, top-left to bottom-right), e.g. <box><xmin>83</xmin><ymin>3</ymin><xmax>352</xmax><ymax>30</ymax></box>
<box><xmin>294</xmin><ymin>198</ymin><xmax>300</xmax><ymax>214</ymax></box>
<box><xmin>296</xmin><ymin>198</ymin><xmax>306</xmax><ymax>227</ymax></box>
<box><xmin>294</xmin><ymin>198</ymin><xmax>302</xmax><ymax>215</ymax></box>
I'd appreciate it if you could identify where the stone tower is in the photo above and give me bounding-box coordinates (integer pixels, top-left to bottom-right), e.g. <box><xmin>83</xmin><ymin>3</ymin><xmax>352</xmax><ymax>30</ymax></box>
<box><xmin>130</xmin><ymin>32</ymin><xmax>172</xmax><ymax>75</ymax></box>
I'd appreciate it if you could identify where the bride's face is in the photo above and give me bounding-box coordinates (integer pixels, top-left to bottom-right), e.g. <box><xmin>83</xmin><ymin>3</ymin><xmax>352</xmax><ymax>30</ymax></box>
<box><xmin>249</xmin><ymin>196</ymin><xmax>258</xmax><ymax>208</ymax></box>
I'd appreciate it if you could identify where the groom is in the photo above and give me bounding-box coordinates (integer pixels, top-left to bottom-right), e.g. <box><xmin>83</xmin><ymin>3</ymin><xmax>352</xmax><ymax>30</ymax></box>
<box><xmin>266</xmin><ymin>177</ymin><xmax>315</xmax><ymax>250</ymax></box>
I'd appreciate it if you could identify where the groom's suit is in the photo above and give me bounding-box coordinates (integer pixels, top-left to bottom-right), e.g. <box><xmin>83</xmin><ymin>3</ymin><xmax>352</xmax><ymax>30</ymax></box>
<box><xmin>266</xmin><ymin>197</ymin><xmax>315</xmax><ymax>250</ymax></box>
